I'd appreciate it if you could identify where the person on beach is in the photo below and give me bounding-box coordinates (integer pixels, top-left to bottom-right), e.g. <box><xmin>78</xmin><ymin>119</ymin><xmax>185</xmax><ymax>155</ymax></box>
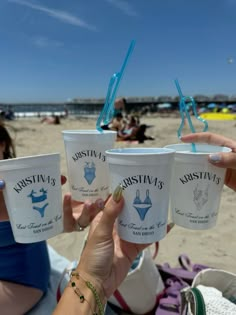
<box><xmin>101</xmin><ymin>112</ymin><xmax>126</xmax><ymax>131</ymax></box>
<box><xmin>117</xmin><ymin>115</ymin><xmax>139</xmax><ymax>140</ymax></box>
<box><xmin>41</xmin><ymin>115</ymin><xmax>61</xmax><ymax>125</ymax></box>
<box><xmin>117</xmin><ymin>115</ymin><xmax>155</xmax><ymax>143</ymax></box>
<box><xmin>0</xmin><ymin>122</ymin><xmax>104</xmax><ymax>315</ymax></box>
<box><xmin>113</xmin><ymin>97</ymin><xmax>127</xmax><ymax>117</ymax></box>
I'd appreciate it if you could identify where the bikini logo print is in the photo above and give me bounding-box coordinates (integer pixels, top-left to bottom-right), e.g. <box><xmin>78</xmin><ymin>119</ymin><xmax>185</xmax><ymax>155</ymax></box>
<box><xmin>84</xmin><ymin>161</ymin><xmax>96</xmax><ymax>185</ymax></box>
<box><xmin>27</xmin><ymin>188</ymin><xmax>48</xmax><ymax>218</ymax></box>
<box><xmin>133</xmin><ymin>189</ymin><xmax>152</xmax><ymax>221</ymax></box>
<box><xmin>193</xmin><ymin>184</ymin><xmax>209</xmax><ymax>210</ymax></box>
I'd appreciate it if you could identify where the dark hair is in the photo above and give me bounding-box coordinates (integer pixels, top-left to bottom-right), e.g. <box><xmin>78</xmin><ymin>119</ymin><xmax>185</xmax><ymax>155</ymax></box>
<box><xmin>115</xmin><ymin>112</ymin><xmax>123</xmax><ymax>119</ymax></box>
<box><xmin>0</xmin><ymin>123</ymin><xmax>16</xmax><ymax>159</ymax></box>
<box><xmin>129</xmin><ymin>116</ymin><xmax>137</xmax><ymax>125</ymax></box>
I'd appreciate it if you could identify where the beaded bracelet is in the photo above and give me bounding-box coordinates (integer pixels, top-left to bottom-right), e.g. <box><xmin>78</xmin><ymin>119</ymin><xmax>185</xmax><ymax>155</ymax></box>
<box><xmin>71</xmin><ymin>271</ymin><xmax>105</xmax><ymax>315</ymax></box>
<box><xmin>69</xmin><ymin>278</ymin><xmax>97</xmax><ymax>315</ymax></box>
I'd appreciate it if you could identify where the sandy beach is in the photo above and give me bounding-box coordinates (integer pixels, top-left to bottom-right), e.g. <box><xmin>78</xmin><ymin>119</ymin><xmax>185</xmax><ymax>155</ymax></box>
<box><xmin>6</xmin><ymin>115</ymin><xmax>236</xmax><ymax>273</ymax></box>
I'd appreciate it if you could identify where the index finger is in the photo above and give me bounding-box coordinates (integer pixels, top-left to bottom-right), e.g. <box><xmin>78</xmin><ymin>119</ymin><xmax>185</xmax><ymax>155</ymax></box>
<box><xmin>181</xmin><ymin>132</ymin><xmax>236</xmax><ymax>151</ymax></box>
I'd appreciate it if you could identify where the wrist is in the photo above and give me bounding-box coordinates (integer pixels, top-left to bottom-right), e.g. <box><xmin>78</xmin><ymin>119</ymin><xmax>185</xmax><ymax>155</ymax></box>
<box><xmin>53</xmin><ymin>269</ymin><xmax>107</xmax><ymax>315</ymax></box>
<box><xmin>68</xmin><ymin>277</ymin><xmax>97</xmax><ymax>314</ymax></box>
<box><xmin>54</xmin><ymin>281</ymin><xmax>96</xmax><ymax>315</ymax></box>
<box><xmin>71</xmin><ymin>269</ymin><xmax>107</xmax><ymax>314</ymax></box>
<box><xmin>75</xmin><ymin>266</ymin><xmax>107</xmax><ymax>301</ymax></box>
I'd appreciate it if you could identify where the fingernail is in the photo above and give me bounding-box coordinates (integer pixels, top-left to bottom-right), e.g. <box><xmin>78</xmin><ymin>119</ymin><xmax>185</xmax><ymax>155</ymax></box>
<box><xmin>84</xmin><ymin>201</ymin><xmax>92</xmax><ymax>210</ymax></box>
<box><xmin>97</xmin><ymin>199</ymin><xmax>105</xmax><ymax>210</ymax></box>
<box><xmin>209</xmin><ymin>154</ymin><xmax>221</xmax><ymax>163</ymax></box>
<box><xmin>0</xmin><ymin>180</ymin><xmax>5</xmax><ymax>189</ymax></box>
<box><xmin>112</xmin><ymin>185</ymin><xmax>123</xmax><ymax>203</ymax></box>
<box><xmin>65</xmin><ymin>194</ymin><xmax>71</xmax><ymax>201</ymax></box>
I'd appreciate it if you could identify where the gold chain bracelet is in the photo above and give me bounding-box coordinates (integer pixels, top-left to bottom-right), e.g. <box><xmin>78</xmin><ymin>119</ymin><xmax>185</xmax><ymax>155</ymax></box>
<box><xmin>69</xmin><ymin>278</ymin><xmax>98</xmax><ymax>315</ymax></box>
<box><xmin>71</xmin><ymin>271</ymin><xmax>105</xmax><ymax>315</ymax></box>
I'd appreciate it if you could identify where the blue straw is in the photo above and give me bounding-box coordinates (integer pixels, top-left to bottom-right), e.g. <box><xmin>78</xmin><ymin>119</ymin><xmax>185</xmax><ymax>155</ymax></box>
<box><xmin>96</xmin><ymin>40</ymin><xmax>136</xmax><ymax>132</ymax></box>
<box><xmin>174</xmin><ymin>79</ymin><xmax>208</xmax><ymax>152</ymax></box>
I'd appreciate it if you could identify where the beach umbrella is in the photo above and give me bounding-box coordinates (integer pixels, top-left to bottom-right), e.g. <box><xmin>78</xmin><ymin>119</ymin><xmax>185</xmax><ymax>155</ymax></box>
<box><xmin>198</xmin><ymin>107</ymin><xmax>207</xmax><ymax>113</ymax></box>
<box><xmin>228</xmin><ymin>104</ymin><xmax>236</xmax><ymax>112</ymax></box>
<box><xmin>207</xmin><ymin>103</ymin><xmax>217</xmax><ymax>109</ymax></box>
<box><xmin>228</xmin><ymin>104</ymin><xmax>236</xmax><ymax>108</ymax></box>
<box><xmin>157</xmin><ymin>103</ymin><xmax>172</xmax><ymax>109</ymax></box>
<box><xmin>221</xmin><ymin>107</ymin><xmax>229</xmax><ymax>113</ymax></box>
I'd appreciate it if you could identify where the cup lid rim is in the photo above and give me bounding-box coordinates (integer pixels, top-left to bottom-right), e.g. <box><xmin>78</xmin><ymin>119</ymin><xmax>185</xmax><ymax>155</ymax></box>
<box><xmin>164</xmin><ymin>143</ymin><xmax>232</xmax><ymax>154</ymax></box>
<box><xmin>106</xmin><ymin>147</ymin><xmax>175</xmax><ymax>155</ymax></box>
<box><xmin>62</xmin><ymin>130</ymin><xmax>117</xmax><ymax>135</ymax></box>
<box><xmin>0</xmin><ymin>152</ymin><xmax>60</xmax><ymax>164</ymax></box>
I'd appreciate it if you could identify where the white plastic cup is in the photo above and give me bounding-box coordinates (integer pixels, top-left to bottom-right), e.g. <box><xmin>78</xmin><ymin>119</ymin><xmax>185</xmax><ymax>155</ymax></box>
<box><xmin>0</xmin><ymin>153</ymin><xmax>63</xmax><ymax>243</ymax></box>
<box><xmin>62</xmin><ymin>130</ymin><xmax>117</xmax><ymax>202</ymax></box>
<box><xmin>106</xmin><ymin>148</ymin><xmax>175</xmax><ymax>244</ymax></box>
<box><xmin>165</xmin><ymin>143</ymin><xmax>232</xmax><ymax>230</ymax></box>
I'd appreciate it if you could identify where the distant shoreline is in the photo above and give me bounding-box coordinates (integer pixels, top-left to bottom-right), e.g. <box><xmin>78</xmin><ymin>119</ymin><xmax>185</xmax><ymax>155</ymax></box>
<box><xmin>1</xmin><ymin>95</ymin><xmax>236</xmax><ymax>118</ymax></box>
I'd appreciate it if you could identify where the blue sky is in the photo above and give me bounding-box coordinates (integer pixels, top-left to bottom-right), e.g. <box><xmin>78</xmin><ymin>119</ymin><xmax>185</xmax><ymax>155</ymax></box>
<box><xmin>0</xmin><ymin>0</ymin><xmax>235</xmax><ymax>102</ymax></box>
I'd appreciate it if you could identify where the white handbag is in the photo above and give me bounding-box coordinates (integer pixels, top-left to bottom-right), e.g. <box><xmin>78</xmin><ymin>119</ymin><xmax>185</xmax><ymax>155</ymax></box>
<box><xmin>181</xmin><ymin>268</ymin><xmax>236</xmax><ymax>315</ymax></box>
<box><xmin>108</xmin><ymin>248</ymin><xmax>164</xmax><ymax>314</ymax></box>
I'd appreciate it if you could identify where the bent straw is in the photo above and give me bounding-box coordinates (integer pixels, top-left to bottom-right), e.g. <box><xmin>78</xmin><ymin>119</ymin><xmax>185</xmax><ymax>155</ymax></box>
<box><xmin>96</xmin><ymin>40</ymin><xmax>136</xmax><ymax>132</ymax></box>
<box><xmin>174</xmin><ymin>79</ymin><xmax>208</xmax><ymax>152</ymax></box>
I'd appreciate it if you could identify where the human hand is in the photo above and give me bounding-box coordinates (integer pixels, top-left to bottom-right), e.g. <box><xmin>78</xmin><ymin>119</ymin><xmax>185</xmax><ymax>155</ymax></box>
<box><xmin>62</xmin><ymin>193</ymin><xmax>104</xmax><ymax>232</ymax></box>
<box><xmin>181</xmin><ymin>132</ymin><xmax>236</xmax><ymax>191</ymax></box>
<box><xmin>76</xmin><ymin>187</ymin><xmax>174</xmax><ymax>298</ymax></box>
<box><xmin>57</xmin><ymin>175</ymin><xmax>105</xmax><ymax>232</ymax></box>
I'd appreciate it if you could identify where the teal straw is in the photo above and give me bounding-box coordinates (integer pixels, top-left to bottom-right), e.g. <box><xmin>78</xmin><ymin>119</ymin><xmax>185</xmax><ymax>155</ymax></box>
<box><xmin>96</xmin><ymin>40</ymin><xmax>135</xmax><ymax>132</ymax></box>
<box><xmin>174</xmin><ymin>79</ymin><xmax>208</xmax><ymax>152</ymax></box>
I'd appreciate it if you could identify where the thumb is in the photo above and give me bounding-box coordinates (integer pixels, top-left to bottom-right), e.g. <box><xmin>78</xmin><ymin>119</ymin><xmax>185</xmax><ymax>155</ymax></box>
<box><xmin>94</xmin><ymin>192</ymin><xmax>124</xmax><ymax>237</ymax></box>
<box><xmin>208</xmin><ymin>152</ymin><xmax>236</xmax><ymax>169</ymax></box>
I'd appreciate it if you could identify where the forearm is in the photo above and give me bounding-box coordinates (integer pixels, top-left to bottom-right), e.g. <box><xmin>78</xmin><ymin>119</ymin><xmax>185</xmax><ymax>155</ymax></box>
<box><xmin>53</xmin><ymin>271</ymin><xmax>107</xmax><ymax>315</ymax></box>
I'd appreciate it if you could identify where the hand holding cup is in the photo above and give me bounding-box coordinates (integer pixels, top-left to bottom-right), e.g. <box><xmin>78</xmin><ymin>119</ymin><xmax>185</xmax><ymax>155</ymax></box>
<box><xmin>181</xmin><ymin>132</ymin><xmax>236</xmax><ymax>192</ymax></box>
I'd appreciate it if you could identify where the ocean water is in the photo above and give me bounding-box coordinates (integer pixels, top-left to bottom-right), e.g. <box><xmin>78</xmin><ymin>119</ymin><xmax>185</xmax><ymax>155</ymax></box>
<box><xmin>1</xmin><ymin>102</ymin><xmax>104</xmax><ymax>118</ymax></box>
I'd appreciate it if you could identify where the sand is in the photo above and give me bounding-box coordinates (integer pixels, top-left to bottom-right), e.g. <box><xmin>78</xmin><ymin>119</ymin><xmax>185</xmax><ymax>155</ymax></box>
<box><xmin>5</xmin><ymin>115</ymin><xmax>236</xmax><ymax>273</ymax></box>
